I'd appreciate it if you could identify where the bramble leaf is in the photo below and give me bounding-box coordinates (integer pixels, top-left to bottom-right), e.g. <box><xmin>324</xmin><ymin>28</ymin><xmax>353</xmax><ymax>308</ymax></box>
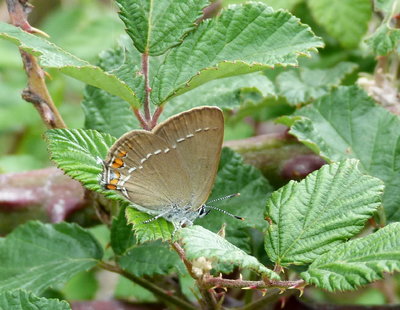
<box><xmin>223</xmin><ymin>0</ymin><xmax>302</xmax><ymax>11</ymax></box>
<box><xmin>275</xmin><ymin>62</ymin><xmax>357</xmax><ymax>105</ymax></box>
<box><xmin>45</xmin><ymin>129</ymin><xmax>120</xmax><ymax>201</ymax></box>
<box><xmin>365</xmin><ymin>0</ymin><xmax>400</xmax><ymax>55</ymax></box>
<box><xmin>125</xmin><ymin>207</ymin><xmax>174</xmax><ymax>243</ymax></box>
<box><xmin>264</xmin><ymin>159</ymin><xmax>384</xmax><ymax>266</ymax></box>
<box><xmin>116</xmin><ymin>0</ymin><xmax>209</xmax><ymax>55</ymax></box>
<box><xmin>0</xmin><ymin>290</ymin><xmax>70</xmax><ymax>310</ymax></box>
<box><xmin>301</xmin><ymin>223</ymin><xmax>400</xmax><ymax>291</ymax></box>
<box><xmin>178</xmin><ymin>225</ymin><xmax>280</xmax><ymax>279</ymax></box>
<box><xmin>151</xmin><ymin>2</ymin><xmax>323</xmax><ymax>105</ymax></box>
<box><xmin>0</xmin><ymin>222</ymin><xmax>103</xmax><ymax>293</ymax></box>
<box><xmin>278</xmin><ymin>86</ymin><xmax>400</xmax><ymax>221</ymax></box>
<box><xmin>118</xmin><ymin>240</ymin><xmax>184</xmax><ymax>276</ymax></box>
<box><xmin>308</xmin><ymin>0</ymin><xmax>371</xmax><ymax>48</ymax></box>
<box><xmin>0</xmin><ymin>22</ymin><xmax>138</xmax><ymax>107</ymax></box>
<box><xmin>162</xmin><ymin>72</ymin><xmax>275</xmax><ymax>119</ymax></box>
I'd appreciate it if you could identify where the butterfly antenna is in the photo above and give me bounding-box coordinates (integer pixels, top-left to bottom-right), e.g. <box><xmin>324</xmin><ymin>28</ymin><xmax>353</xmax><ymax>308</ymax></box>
<box><xmin>204</xmin><ymin>205</ymin><xmax>244</xmax><ymax>221</ymax></box>
<box><xmin>207</xmin><ymin>193</ymin><xmax>240</xmax><ymax>204</ymax></box>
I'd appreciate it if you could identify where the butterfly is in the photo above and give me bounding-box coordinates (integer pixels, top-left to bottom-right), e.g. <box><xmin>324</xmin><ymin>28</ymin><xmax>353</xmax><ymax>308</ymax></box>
<box><xmin>99</xmin><ymin>106</ymin><xmax>242</xmax><ymax>229</ymax></box>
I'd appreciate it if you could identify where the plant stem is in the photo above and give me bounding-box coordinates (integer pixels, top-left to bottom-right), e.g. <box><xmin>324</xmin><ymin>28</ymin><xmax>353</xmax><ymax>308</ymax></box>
<box><xmin>172</xmin><ymin>242</ymin><xmax>217</xmax><ymax>310</ymax></box>
<box><xmin>6</xmin><ymin>0</ymin><xmax>66</xmax><ymax>129</ymax></box>
<box><xmin>150</xmin><ymin>106</ymin><xmax>164</xmax><ymax>129</ymax></box>
<box><xmin>99</xmin><ymin>261</ymin><xmax>197</xmax><ymax>310</ymax></box>
<box><xmin>133</xmin><ymin>108</ymin><xmax>149</xmax><ymax>130</ymax></box>
<box><xmin>142</xmin><ymin>52</ymin><xmax>152</xmax><ymax>123</ymax></box>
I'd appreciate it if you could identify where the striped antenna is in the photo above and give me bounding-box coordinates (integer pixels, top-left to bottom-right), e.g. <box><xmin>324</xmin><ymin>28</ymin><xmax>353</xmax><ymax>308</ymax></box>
<box><xmin>204</xmin><ymin>205</ymin><xmax>244</xmax><ymax>221</ymax></box>
<box><xmin>205</xmin><ymin>193</ymin><xmax>244</xmax><ymax>220</ymax></box>
<box><xmin>207</xmin><ymin>193</ymin><xmax>240</xmax><ymax>204</ymax></box>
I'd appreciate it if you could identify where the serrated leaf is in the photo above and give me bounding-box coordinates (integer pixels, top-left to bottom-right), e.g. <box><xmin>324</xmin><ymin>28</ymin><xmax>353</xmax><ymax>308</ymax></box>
<box><xmin>125</xmin><ymin>207</ymin><xmax>174</xmax><ymax>243</ymax></box>
<box><xmin>301</xmin><ymin>223</ymin><xmax>400</xmax><ymax>292</ymax></box>
<box><xmin>162</xmin><ymin>72</ymin><xmax>275</xmax><ymax>119</ymax></box>
<box><xmin>177</xmin><ymin>225</ymin><xmax>280</xmax><ymax>279</ymax></box>
<box><xmin>0</xmin><ymin>22</ymin><xmax>138</xmax><ymax>107</ymax></box>
<box><xmin>275</xmin><ymin>62</ymin><xmax>357</xmax><ymax>105</ymax></box>
<box><xmin>116</xmin><ymin>0</ymin><xmax>209</xmax><ymax>55</ymax></box>
<box><xmin>277</xmin><ymin>86</ymin><xmax>400</xmax><ymax>221</ymax></box>
<box><xmin>82</xmin><ymin>37</ymin><xmax>141</xmax><ymax>137</ymax></box>
<box><xmin>45</xmin><ymin>129</ymin><xmax>122</xmax><ymax>201</ymax></box>
<box><xmin>0</xmin><ymin>222</ymin><xmax>103</xmax><ymax>294</ymax></box>
<box><xmin>308</xmin><ymin>0</ymin><xmax>372</xmax><ymax>48</ymax></box>
<box><xmin>151</xmin><ymin>2</ymin><xmax>323</xmax><ymax>105</ymax></box>
<box><xmin>265</xmin><ymin>160</ymin><xmax>384</xmax><ymax>266</ymax></box>
<box><xmin>365</xmin><ymin>25</ymin><xmax>400</xmax><ymax>56</ymax></box>
<box><xmin>118</xmin><ymin>240</ymin><xmax>184</xmax><ymax>276</ymax></box>
<box><xmin>0</xmin><ymin>290</ymin><xmax>70</xmax><ymax>310</ymax></box>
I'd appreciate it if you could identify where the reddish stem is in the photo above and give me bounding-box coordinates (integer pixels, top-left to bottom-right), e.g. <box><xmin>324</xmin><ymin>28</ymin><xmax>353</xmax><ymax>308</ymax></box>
<box><xmin>149</xmin><ymin>106</ymin><xmax>164</xmax><ymax>129</ymax></box>
<box><xmin>133</xmin><ymin>108</ymin><xmax>149</xmax><ymax>130</ymax></box>
<box><xmin>142</xmin><ymin>52</ymin><xmax>151</xmax><ymax>122</ymax></box>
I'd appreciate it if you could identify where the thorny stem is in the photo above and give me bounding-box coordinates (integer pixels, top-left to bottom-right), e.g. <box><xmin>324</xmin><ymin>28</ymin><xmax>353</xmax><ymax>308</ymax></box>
<box><xmin>142</xmin><ymin>52</ymin><xmax>152</xmax><ymax>123</ymax></box>
<box><xmin>6</xmin><ymin>0</ymin><xmax>66</xmax><ymax>129</ymax></box>
<box><xmin>171</xmin><ymin>242</ymin><xmax>303</xmax><ymax>309</ymax></box>
<box><xmin>203</xmin><ymin>276</ymin><xmax>304</xmax><ymax>291</ymax></box>
<box><xmin>99</xmin><ymin>261</ymin><xmax>197</xmax><ymax>310</ymax></box>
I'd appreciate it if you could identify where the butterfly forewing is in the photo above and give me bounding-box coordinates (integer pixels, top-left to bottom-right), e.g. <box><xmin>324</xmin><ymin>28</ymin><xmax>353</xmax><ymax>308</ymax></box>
<box><xmin>153</xmin><ymin>107</ymin><xmax>224</xmax><ymax>210</ymax></box>
<box><xmin>103</xmin><ymin>130</ymin><xmax>192</xmax><ymax>213</ymax></box>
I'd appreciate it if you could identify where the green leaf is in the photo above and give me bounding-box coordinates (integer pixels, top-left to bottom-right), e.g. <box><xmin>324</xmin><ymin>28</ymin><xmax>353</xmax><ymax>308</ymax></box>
<box><xmin>308</xmin><ymin>0</ymin><xmax>372</xmax><ymax>48</ymax></box>
<box><xmin>275</xmin><ymin>62</ymin><xmax>357</xmax><ymax>105</ymax></box>
<box><xmin>118</xmin><ymin>240</ymin><xmax>184</xmax><ymax>276</ymax></box>
<box><xmin>82</xmin><ymin>38</ymin><xmax>141</xmax><ymax>137</ymax></box>
<box><xmin>151</xmin><ymin>2</ymin><xmax>323</xmax><ymax>105</ymax></box>
<box><xmin>116</xmin><ymin>0</ymin><xmax>209</xmax><ymax>55</ymax></box>
<box><xmin>45</xmin><ymin>129</ymin><xmax>121</xmax><ymax>201</ymax></box>
<box><xmin>0</xmin><ymin>290</ymin><xmax>70</xmax><ymax>310</ymax></box>
<box><xmin>365</xmin><ymin>25</ymin><xmax>400</xmax><ymax>56</ymax></box>
<box><xmin>278</xmin><ymin>86</ymin><xmax>400</xmax><ymax>222</ymax></box>
<box><xmin>111</xmin><ymin>205</ymin><xmax>136</xmax><ymax>256</ymax></box>
<box><xmin>223</xmin><ymin>0</ymin><xmax>302</xmax><ymax>11</ymax></box>
<box><xmin>0</xmin><ymin>222</ymin><xmax>103</xmax><ymax>293</ymax></box>
<box><xmin>125</xmin><ymin>207</ymin><xmax>175</xmax><ymax>243</ymax></box>
<box><xmin>365</xmin><ymin>0</ymin><xmax>400</xmax><ymax>56</ymax></box>
<box><xmin>301</xmin><ymin>223</ymin><xmax>400</xmax><ymax>292</ymax></box>
<box><xmin>177</xmin><ymin>225</ymin><xmax>280</xmax><ymax>279</ymax></box>
<box><xmin>265</xmin><ymin>159</ymin><xmax>384</xmax><ymax>266</ymax></box>
<box><xmin>163</xmin><ymin>72</ymin><xmax>275</xmax><ymax>119</ymax></box>
<box><xmin>0</xmin><ymin>22</ymin><xmax>138</xmax><ymax>107</ymax></box>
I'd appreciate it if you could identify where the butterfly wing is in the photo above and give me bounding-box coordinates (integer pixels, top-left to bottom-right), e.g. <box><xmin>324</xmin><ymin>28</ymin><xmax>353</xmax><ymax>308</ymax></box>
<box><xmin>153</xmin><ymin>106</ymin><xmax>224</xmax><ymax>210</ymax></box>
<box><xmin>102</xmin><ymin>130</ymin><xmax>192</xmax><ymax>213</ymax></box>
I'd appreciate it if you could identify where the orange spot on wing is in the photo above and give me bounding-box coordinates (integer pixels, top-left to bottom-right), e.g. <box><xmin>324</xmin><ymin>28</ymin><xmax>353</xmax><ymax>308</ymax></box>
<box><xmin>118</xmin><ymin>150</ymin><xmax>127</xmax><ymax>157</ymax></box>
<box><xmin>112</xmin><ymin>158</ymin><xmax>124</xmax><ymax>168</ymax></box>
<box><xmin>106</xmin><ymin>184</ymin><xmax>117</xmax><ymax>190</ymax></box>
<box><xmin>110</xmin><ymin>179</ymin><xmax>119</xmax><ymax>185</ymax></box>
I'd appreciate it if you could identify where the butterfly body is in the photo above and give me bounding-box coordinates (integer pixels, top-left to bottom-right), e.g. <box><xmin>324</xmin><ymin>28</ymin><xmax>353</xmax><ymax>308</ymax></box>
<box><xmin>99</xmin><ymin>106</ymin><xmax>224</xmax><ymax>228</ymax></box>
